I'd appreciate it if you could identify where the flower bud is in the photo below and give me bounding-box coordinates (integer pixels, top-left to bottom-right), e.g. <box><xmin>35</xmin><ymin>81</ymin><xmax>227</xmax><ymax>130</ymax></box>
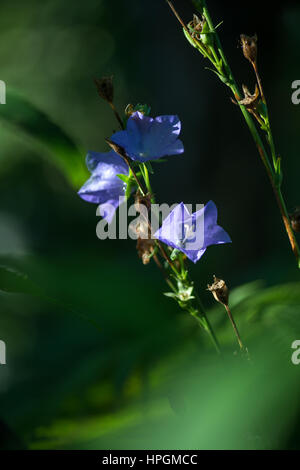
<box><xmin>207</xmin><ymin>275</ymin><xmax>229</xmax><ymax>306</ymax></box>
<box><xmin>125</xmin><ymin>103</ymin><xmax>151</xmax><ymax>117</ymax></box>
<box><xmin>240</xmin><ymin>34</ymin><xmax>257</xmax><ymax>64</ymax></box>
<box><xmin>94</xmin><ymin>76</ymin><xmax>114</xmax><ymax>104</ymax></box>
<box><xmin>125</xmin><ymin>104</ymin><xmax>134</xmax><ymax>117</ymax></box>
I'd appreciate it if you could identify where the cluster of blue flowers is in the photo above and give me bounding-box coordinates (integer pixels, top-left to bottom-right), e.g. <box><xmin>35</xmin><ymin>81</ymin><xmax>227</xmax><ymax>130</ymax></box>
<box><xmin>78</xmin><ymin>111</ymin><xmax>231</xmax><ymax>263</ymax></box>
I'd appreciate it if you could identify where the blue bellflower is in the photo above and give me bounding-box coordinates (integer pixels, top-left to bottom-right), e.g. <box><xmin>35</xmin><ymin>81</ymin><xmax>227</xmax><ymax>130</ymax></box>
<box><xmin>78</xmin><ymin>150</ymin><xmax>129</xmax><ymax>223</ymax></box>
<box><xmin>154</xmin><ymin>201</ymin><xmax>231</xmax><ymax>263</ymax></box>
<box><xmin>110</xmin><ymin>111</ymin><xmax>184</xmax><ymax>162</ymax></box>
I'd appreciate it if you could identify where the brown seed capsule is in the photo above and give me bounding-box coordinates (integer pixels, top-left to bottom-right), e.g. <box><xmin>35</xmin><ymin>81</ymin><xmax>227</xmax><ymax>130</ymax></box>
<box><xmin>207</xmin><ymin>275</ymin><xmax>229</xmax><ymax>306</ymax></box>
<box><xmin>136</xmin><ymin>237</ymin><xmax>155</xmax><ymax>265</ymax></box>
<box><xmin>290</xmin><ymin>208</ymin><xmax>300</xmax><ymax>233</ymax></box>
<box><xmin>134</xmin><ymin>191</ymin><xmax>155</xmax><ymax>264</ymax></box>
<box><xmin>94</xmin><ymin>76</ymin><xmax>114</xmax><ymax>103</ymax></box>
<box><xmin>238</xmin><ymin>84</ymin><xmax>260</xmax><ymax>108</ymax></box>
<box><xmin>240</xmin><ymin>34</ymin><xmax>257</xmax><ymax>64</ymax></box>
<box><xmin>187</xmin><ymin>14</ymin><xmax>203</xmax><ymax>40</ymax></box>
<box><xmin>231</xmin><ymin>83</ymin><xmax>261</xmax><ymax>119</ymax></box>
<box><xmin>190</xmin><ymin>14</ymin><xmax>204</xmax><ymax>33</ymax></box>
<box><xmin>135</xmin><ymin>191</ymin><xmax>152</xmax><ymax>212</ymax></box>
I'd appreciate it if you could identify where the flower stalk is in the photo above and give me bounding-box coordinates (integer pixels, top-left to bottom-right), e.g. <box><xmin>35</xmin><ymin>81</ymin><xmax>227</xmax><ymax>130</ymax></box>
<box><xmin>165</xmin><ymin>256</ymin><xmax>221</xmax><ymax>354</ymax></box>
<box><xmin>138</xmin><ymin>168</ymin><xmax>221</xmax><ymax>354</ymax></box>
<box><xmin>224</xmin><ymin>304</ymin><xmax>244</xmax><ymax>351</ymax></box>
<box><xmin>108</xmin><ymin>122</ymin><xmax>221</xmax><ymax>353</ymax></box>
<box><xmin>166</xmin><ymin>0</ymin><xmax>300</xmax><ymax>268</ymax></box>
<box><xmin>81</xmin><ymin>76</ymin><xmax>229</xmax><ymax>355</ymax></box>
<box><xmin>207</xmin><ymin>276</ymin><xmax>248</xmax><ymax>356</ymax></box>
<box><xmin>141</xmin><ymin>174</ymin><xmax>221</xmax><ymax>353</ymax></box>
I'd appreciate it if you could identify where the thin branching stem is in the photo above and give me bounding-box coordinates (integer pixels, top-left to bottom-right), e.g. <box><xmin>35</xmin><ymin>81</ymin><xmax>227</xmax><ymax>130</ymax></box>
<box><xmin>105</xmin><ymin>83</ymin><xmax>221</xmax><ymax>353</ymax></box>
<box><xmin>166</xmin><ymin>0</ymin><xmax>300</xmax><ymax>268</ymax></box>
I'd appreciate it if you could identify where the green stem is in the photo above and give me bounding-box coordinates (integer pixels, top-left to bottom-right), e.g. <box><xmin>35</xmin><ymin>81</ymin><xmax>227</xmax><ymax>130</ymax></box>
<box><xmin>143</xmin><ymin>168</ymin><xmax>221</xmax><ymax>352</ymax></box>
<box><xmin>140</xmin><ymin>163</ymin><xmax>155</xmax><ymax>203</ymax></box>
<box><xmin>179</xmin><ymin>256</ymin><xmax>221</xmax><ymax>354</ymax></box>
<box><xmin>266</xmin><ymin>126</ymin><xmax>277</xmax><ymax>169</ymax></box>
<box><xmin>142</xmin><ymin>164</ymin><xmax>151</xmax><ymax>191</ymax></box>
<box><xmin>224</xmin><ymin>304</ymin><xmax>244</xmax><ymax>351</ymax></box>
<box><xmin>153</xmin><ymin>253</ymin><xmax>177</xmax><ymax>292</ymax></box>
<box><xmin>209</xmin><ymin>45</ymin><xmax>221</xmax><ymax>71</ymax></box>
<box><xmin>192</xmin><ymin>292</ymin><xmax>221</xmax><ymax>354</ymax></box>
<box><xmin>106</xmin><ymin>81</ymin><xmax>221</xmax><ymax>352</ymax></box>
<box><xmin>201</xmin><ymin>1</ymin><xmax>300</xmax><ymax>267</ymax></box>
<box><xmin>252</xmin><ymin>60</ymin><xmax>278</xmax><ymax>170</ymax></box>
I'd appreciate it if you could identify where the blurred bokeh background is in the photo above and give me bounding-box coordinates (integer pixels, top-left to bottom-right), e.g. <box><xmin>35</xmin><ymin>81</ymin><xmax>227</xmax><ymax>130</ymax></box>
<box><xmin>0</xmin><ymin>0</ymin><xmax>300</xmax><ymax>449</ymax></box>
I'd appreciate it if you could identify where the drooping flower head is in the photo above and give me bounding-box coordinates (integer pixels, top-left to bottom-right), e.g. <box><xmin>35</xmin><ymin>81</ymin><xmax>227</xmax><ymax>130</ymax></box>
<box><xmin>154</xmin><ymin>201</ymin><xmax>231</xmax><ymax>263</ymax></box>
<box><xmin>110</xmin><ymin>111</ymin><xmax>184</xmax><ymax>162</ymax></box>
<box><xmin>78</xmin><ymin>150</ymin><xmax>128</xmax><ymax>223</ymax></box>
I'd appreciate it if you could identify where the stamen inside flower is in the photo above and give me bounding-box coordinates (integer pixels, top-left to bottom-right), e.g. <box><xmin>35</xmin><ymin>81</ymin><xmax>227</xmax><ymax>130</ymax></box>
<box><xmin>178</xmin><ymin>223</ymin><xmax>196</xmax><ymax>248</ymax></box>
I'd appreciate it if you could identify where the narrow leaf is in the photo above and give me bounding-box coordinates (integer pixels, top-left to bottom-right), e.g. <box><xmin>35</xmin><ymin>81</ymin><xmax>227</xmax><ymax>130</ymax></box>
<box><xmin>0</xmin><ymin>89</ymin><xmax>89</xmax><ymax>187</ymax></box>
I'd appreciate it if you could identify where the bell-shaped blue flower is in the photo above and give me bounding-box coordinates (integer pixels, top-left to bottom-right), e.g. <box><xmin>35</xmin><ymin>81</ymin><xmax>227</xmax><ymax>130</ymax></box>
<box><xmin>154</xmin><ymin>201</ymin><xmax>231</xmax><ymax>263</ymax></box>
<box><xmin>110</xmin><ymin>111</ymin><xmax>184</xmax><ymax>162</ymax></box>
<box><xmin>78</xmin><ymin>150</ymin><xmax>129</xmax><ymax>223</ymax></box>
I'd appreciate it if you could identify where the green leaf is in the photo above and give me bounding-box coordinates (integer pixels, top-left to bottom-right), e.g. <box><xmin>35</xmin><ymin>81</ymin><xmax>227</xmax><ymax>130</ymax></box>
<box><xmin>170</xmin><ymin>248</ymin><xmax>181</xmax><ymax>261</ymax></box>
<box><xmin>116</xmin><ymin>174</ymin><xmax>129</xmax><ymax>184</ymax></box>
<box><xmin>0</xmin><ymin>89</ymin><xmax>89</xmax><ymax>187</ymax></box>
<box><xmin>0</xmin><ymin>265</ymin><xmax>39</xmax><ymax>294</ymax></box>
<box><xmin>183</xmin><ymin>27</ymin><xmax>197</xmax><ymax>48</ymax></box>
<box><xmin>205</xmin><ymin>67</ymin><xmax>230</xmax><ymax>85</ymax></box>
<box><xmin>163</xmin><ymin>292</ymin><xmax>177</xmax><ymax>299</ymax></box>
<box><xmin>145</xmin><ymin>161</ymin><xmax>154</xmax><ymax>174</ymax></box>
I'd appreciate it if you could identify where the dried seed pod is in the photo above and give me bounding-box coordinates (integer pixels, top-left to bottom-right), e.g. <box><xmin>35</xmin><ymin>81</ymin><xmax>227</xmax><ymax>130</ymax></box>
<box><xmin>207</xmin><ymin>275</ymin><xmax>229</xmax><ymax>306</ymax></box>
<box><xmin>134</xmin><ymin>190</ymin><xmax>154</xmax><ymax>264</ymax></box>
<box><xmin>136</xmin><ymin>237</ymin><xmax>155</xmax><ymax>265</ymax></box>
<box><xmin>94</xmin><ymin>76</ymin><xmax>114</xmax><ymax>103</ymax></box>
<box><xmin>188</xmin><ymin>14</ymin><xmax>201</xmax><ymax>34</ymax></box>
<box><xmin>238</xmin><ymin>84</ymin><xmax>260</xmax><ymax>108</ymax></box>
<box><xmin>187</xmin><ymin>14</ymin><xmax>204</xmax><ymax>40</ymax></box>
<box><xmin>240</xmin><ymin>34</ymin><xmax>257</xmax><ymax>64</ymax></box>
<box><xmin>134</xmin><ymin>191</ymin><xmax>152</xmax><ymax>212</ymax></box>
<box><xmin>231</xmin><ymin>83</ymin><xmax>261</xmax><ymax>117</ymax></box>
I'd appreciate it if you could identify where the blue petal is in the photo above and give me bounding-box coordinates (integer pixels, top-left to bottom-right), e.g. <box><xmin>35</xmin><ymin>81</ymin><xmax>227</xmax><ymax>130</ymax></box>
<box><xmin>154</xmin><ymin>202</ymin><xmax>190</xmax><ymax>248</ymax></box>
<box><xmin>78</xmin><ymin>178</ymin><xmax>124</xmax><ymax>204</ymax></box>
<box><xmin>142</xmin><ymin>115</ymin><xmax>183</xmax><ymax>159</ymax></box>
<box><xmin>109</xmin><ymin>131</ymin><xmax>131</xmax><ymax>155</ymax></box>
<box><xmin>110</xmin><ymin>112</ymin><xmax>184</xmax><ymax>162</ymax></box>
<box><xmin>163</xmin><ymin>138</ymin><xmax>184</xmax><ymax>156</ymax></box>
<box><xmin>98</xmin><ymin>197</ymin><xmax>125</xmax><ymax>224</ymax></box>
<box><xmin>78</xmin><ymin>150</ymin><xmax>129</xmax><ymax>223</ymax></box>
<box><xmin>155</xmin><ymin>201</ymin><xmax>231</xmax><ymax>264</ymax></box>
<box><xmin>182</xmin><ymin>247</ymin><xmax>207</xmax><ymax>264</ymax></box>
<box><xmin>86</xmin><ymin>150</ymin><xmax>128</xmax><ymax>174</ymax></box>
<box><xmin>203</xmin><ymin>200</ymin><xmax>232</xmax><ymax>247</ymax></box>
